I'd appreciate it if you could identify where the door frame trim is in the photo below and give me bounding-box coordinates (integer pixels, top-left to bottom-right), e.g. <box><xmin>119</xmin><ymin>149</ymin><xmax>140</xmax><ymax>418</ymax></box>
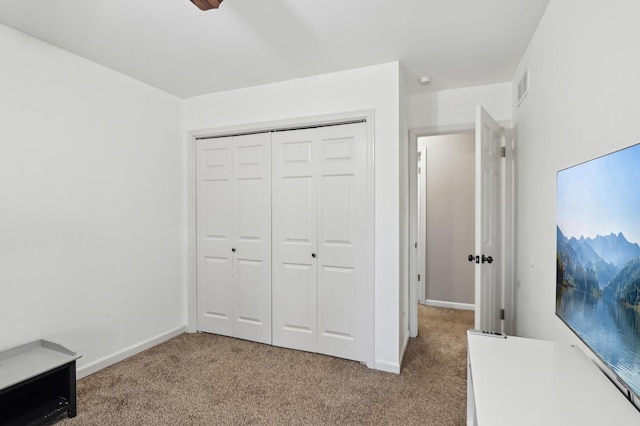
<box><xmin>187</xmin><ymin>109</ymin><xmax>376</xmax><ymax>367</ymax></box>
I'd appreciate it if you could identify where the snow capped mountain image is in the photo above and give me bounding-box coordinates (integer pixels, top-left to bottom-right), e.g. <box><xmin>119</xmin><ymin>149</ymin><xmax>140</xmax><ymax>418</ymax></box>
<box><xmin>556</xmin><ymin>142</ymin><xmax>640</xmax><ymax>400</ymax></box>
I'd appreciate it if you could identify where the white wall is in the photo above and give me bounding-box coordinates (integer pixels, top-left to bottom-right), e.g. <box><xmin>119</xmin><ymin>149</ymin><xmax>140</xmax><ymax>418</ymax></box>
<box><xmin>420</xmin><ymin>134</ymin><xmax>475</xmax><ymax>305</ymax></box>
<box><xmin>0</xmin><ymin>25</ymin><xmax>185</xmax><ymax>375</ymax></box>
<box><xmin>409</xmin><ymin>83</ymin><xmax>512</xmax><ymax>131</ymax></box>
<box><xmin>184</xmin><ymin>62</ymin><xmax>403</xmax><ymax>372</ymax></box>
<box><xmin>512</xmin><ymin>0</ymin><xmax>640</xmax><ymax>345</ymax></box>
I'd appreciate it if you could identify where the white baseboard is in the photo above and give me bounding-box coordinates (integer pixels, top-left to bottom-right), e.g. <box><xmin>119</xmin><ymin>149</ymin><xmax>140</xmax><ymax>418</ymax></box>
<box><xmin>77</xmin><ymin>325</ymin><xmax>185</xmax><ymax>379</ymax></box>
<box><xmin>398</xmin><ymin>332</ymin><xmax>410</xmax><ymax>372</ymax></box>
<box><xmin>374</xmin><ymin>358</ymin><xmax>401</xmax><ymax>374</ymax></box>
<box><xmin>424</xmin><ymin>299</ymin><xmax>475</xmax><ymax>311</ymax></box>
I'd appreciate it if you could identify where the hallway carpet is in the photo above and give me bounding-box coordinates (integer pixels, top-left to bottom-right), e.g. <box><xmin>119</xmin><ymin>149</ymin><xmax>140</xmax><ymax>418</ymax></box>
<box><xmin>60</xmin><ymin>305</ymin><xmax>473</xmax><ymax>425</ymax></box>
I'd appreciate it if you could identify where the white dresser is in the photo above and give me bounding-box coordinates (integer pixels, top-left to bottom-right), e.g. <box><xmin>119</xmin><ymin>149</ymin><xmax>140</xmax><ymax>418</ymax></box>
<box><xmin>467</xmin><ymin>331</ymin><xmax>639</xmax><ymax>426</ymax></box>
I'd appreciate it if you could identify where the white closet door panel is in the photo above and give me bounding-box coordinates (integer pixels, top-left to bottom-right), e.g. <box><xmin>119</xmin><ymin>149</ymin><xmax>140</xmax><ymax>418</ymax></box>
<box><xmin>321</xmin><ymin>175</ymin><xmax>353</xmax><ymax>241</ymax></box>
<box><xmin>231</xmin><ymin>133</ymin><xmax>272</xmax><ymax>344</ymax></box>
<box><xmin>280</xmin><ymin>137</ymin><xmax>313</xmax><ymax>173</ymax></box>
<box><xmin>199</xmin><ymin>256</ymin><xmax>233</xmax><ymax>335</ymax></box>
<box><xmin>196</xmin><ymin>133</ymin><xmax>271</xmax><ymax>343</ymax></box>
<box><xmin>203</xmin><ymin>180</ymin><xmax>233</xmax><ymax>239</ymax></box>
<box><xmin>272</xmin><ymin>129</ymin><xmax>318</xmax><ymax>352</ymax></box>
<box><xmin>319</xmin><ymin>266</ymin><xmax>354</xmax><ymax>333</ymax></box>
<box><xmin>274</xmin><ymin>262</ymin><xmax>317</xmax><ymax>350</ymax></box>
<box><xmin>272</xmin><ymin>174</ymin><xmax>316</xmax><ymax>350</ymax></box>
<box><xmin>319</xmin><ymin>174</ymin><xmax>356</xmax><ymax>265</ymax></box>
<box><xmin>203</xmin><ymin>144</ymin><xmax>232</xmax><ymax>178</ymax></box>
<box><xmin>316</xmin><ymin>123</ymin><xmax>368</xmax><ymax>362</ymax></box>
<box><xmin>235</xmin><ymin>141</ymin><xmax>265</xmax><ymax>177</ymax></box>
<box><xmin>273</xmin><ymin>122</ymin><xmax>370</xmax><ymax>363</ymax></box>
<box><xmin>196</xmin><ymin>138</ymin><xmax>234</xmax><ymax>336</ymax></box>
<box><xmin>233</xmin><ymin>257</ymin><xmax>268</xmax><ymax>342</ymax></box>
<box><xmin>281</xmin><ymin>177</ymin><xmax>313</xmax><ymax>243</ymax></box>
<box><xmin>235</xmin><ymin>259</ymin><xmax>262</xmax><ymax>318</ymax></box>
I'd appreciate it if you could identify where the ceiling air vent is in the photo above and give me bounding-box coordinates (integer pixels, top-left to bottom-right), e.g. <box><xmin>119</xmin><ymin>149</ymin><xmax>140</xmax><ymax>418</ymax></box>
<box><xmin>517</xmin><ymin>68</ymin><xmax>530</xmax><ymax>107</ymax></box>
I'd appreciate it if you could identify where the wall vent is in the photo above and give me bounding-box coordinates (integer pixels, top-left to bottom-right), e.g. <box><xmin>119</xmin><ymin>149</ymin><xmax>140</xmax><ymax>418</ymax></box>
<box><xmin>517</xmin><ymin>68</ymin><xmax>530</xmax><ymax>107</ymax></box>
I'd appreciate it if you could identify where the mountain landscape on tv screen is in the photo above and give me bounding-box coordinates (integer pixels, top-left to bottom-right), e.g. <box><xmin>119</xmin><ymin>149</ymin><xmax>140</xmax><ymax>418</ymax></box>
<box><xmin>556</xmin><ymin>225</ymin><xmax>640</xmax><ymax>397</ymax></box>
<box><xmin>556</xmin><ymin>142</ymin><xmax>640</xmax><ymax>401</ymax></box>
<box><xmin>557</xmin><ymin>226</ymin><xmax>640</xmax><ymax>307</ymax></box>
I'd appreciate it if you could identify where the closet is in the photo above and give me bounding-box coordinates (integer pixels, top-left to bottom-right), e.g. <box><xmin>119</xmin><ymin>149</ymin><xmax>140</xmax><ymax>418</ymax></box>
<box><xmin>195</xmin><ymin>121</ymin><xmax>370</xmax><ymax>364</ymax></box>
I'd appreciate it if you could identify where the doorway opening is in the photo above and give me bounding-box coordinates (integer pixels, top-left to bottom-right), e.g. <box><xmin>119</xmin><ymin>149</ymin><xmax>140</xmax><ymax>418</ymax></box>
<box><xmin>417</xmin><ymin>133</ymin><xmax>476</xmax><ymax>311</ymax></box>
<box><xmin>408</xmin><ymin>108</ymin><xmax>514</xmax><ymax>339</ymax></box>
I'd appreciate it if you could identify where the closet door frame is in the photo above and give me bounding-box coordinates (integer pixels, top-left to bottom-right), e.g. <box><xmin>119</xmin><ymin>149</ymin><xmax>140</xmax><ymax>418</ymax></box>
<box><xmin>187</xmin><ymin>110</ymin><xmax>375</xmax><ymax>368</ymax></box>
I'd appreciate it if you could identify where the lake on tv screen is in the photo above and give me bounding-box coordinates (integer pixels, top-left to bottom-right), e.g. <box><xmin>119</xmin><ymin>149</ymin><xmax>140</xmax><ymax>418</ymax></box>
<box><xmin>556</xmin><ymin>143</ymin><xmax>640</xmax><ymax>399</ymax></box>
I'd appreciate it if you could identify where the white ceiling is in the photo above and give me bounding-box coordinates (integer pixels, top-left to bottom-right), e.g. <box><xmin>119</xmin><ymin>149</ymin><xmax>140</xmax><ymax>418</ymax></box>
<box><xmin>0</xmin><ymin>0</ymin><xmax>550</xmax><ymax>99</ymax></box>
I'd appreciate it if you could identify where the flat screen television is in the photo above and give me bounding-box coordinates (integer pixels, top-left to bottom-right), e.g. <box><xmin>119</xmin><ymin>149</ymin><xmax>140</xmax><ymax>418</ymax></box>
<box><xmin>556</xmin><ymin>142</ymin><xmax>640</xmax><ymax>410</ymax></box>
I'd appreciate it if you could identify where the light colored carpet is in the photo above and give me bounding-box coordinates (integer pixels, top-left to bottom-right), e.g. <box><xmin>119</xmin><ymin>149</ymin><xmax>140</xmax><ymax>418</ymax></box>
<box><xmin>59</xmin><ymin>305</ymin><xmax>473</xmax><ymax>425</ymax></box>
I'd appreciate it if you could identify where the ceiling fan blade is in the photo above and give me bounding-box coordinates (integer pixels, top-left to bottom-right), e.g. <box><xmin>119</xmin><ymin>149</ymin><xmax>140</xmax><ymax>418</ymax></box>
<box><xmin>191</xmin><ymin>0</ymin><xmax>223</xmax><ymax>11</ymax></box>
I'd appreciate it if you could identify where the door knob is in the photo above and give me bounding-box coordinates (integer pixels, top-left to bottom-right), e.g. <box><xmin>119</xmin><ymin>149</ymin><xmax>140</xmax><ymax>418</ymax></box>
<box><xmin>311</xmin><ymin>253</ymin><xmax>316</xmax><ymax>258</ymax></box>
<box><xmin>232</xmin><ymin>248</ymin><xmax>236</xmax><ymax>253</ymax></box>
<box><xmin>482</xmin><ymin>254</ymin><xmax>493</xmax><ymax>264</ymax></box>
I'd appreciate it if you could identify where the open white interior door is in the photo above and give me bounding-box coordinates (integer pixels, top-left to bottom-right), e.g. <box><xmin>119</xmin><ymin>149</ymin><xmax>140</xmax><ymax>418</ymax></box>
<box><xmin>474</xmin><ymin>106</ymin><xmax>504</xmax><ymax>332</ymax></box>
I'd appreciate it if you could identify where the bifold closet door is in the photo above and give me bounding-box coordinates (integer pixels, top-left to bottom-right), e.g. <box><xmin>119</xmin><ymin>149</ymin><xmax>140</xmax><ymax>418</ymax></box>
<box><xmin>196</xmin><ymin>133</ymin><xmax>272</xmax><ymax>344</ymax></box>
<box><xmin>272</xmin><ymin>122</ymin><xmax>369</xmax><ymax>363</ymax></box>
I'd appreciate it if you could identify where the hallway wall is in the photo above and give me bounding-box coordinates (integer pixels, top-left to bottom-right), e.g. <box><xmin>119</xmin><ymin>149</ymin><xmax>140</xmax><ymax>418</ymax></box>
<box><xmin>419</xmin><ymin>133</ymin><xmax>475</xmax><ymax>307</ymax></box>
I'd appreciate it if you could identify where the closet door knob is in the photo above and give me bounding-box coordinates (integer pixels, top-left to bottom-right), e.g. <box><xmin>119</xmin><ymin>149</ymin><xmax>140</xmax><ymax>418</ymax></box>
<box><xmin>311</xmin><ymin>253</ymin><xmax>316</xmax><ymax>258</ymax></box>
<box><xmin>232</xmin><ymin>248</ymin><xmax>236</xmax><ymax>253</ymax></box>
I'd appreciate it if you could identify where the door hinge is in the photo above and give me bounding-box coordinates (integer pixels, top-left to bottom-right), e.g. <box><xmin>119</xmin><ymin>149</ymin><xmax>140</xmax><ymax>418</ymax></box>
<box><xmin>418</xmin><ymin>274</ymin><xmax>421</xmax><ymax>282</ymax></box>
<box><xmin>500</xmin><ymin>309</ymin><xmax>505</xmax><ymax>320</ymax></box>
<box><xmin>500</xmin><ymin>146</ymin><xmax>506</xmax><ymax>158</ymax></box>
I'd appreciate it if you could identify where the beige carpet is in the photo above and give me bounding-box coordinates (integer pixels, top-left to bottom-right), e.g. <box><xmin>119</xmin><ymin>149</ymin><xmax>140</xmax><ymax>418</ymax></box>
<box><xmin>59</xmin><ymin>305</ymin><xmax>473</xmax><ymax>425</ymax></box>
